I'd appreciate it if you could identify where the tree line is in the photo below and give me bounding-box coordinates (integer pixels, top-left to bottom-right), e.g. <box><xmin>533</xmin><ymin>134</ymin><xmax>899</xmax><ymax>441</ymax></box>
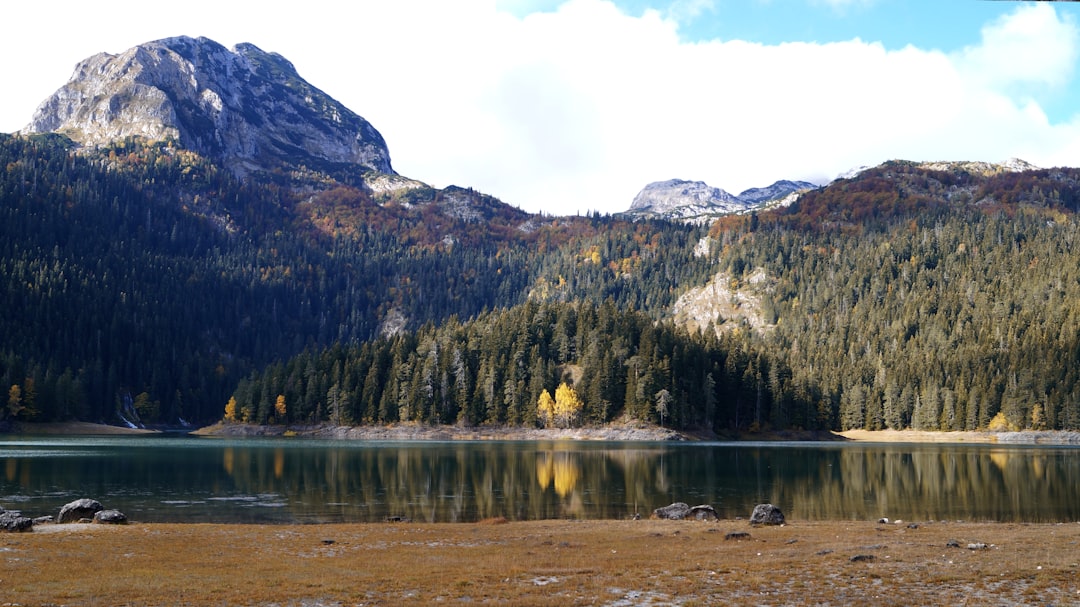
<box><xmin>223</xmin><ymin>299</ymin><xmax>799</xmax><ymax>433</ymax></box>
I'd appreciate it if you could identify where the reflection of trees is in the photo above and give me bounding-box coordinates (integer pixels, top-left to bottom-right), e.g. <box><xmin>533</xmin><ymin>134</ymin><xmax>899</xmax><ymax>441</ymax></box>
<box><xmin>187</xmin><ymin>443</ymin><xmax>1080</xmax><ymax>522</ymax></box>
<box><xmin>535</xmin><ymin>449</ymin><xmax>582</xmax><ymax>516</ymax></box>
<box><xmin>209</xmin><ymin>441</ymin><xmax>677</xmax><ymax>522</ymax></box>
<box><xmin>6</xmin><ymin>442</ymin><xmax>1079</xmax><ymax>523</ymax></box>
<box><xmin>767</xmin><ymin>447</ymin><xmax>1080</xmax><ymax>522</ymax></box>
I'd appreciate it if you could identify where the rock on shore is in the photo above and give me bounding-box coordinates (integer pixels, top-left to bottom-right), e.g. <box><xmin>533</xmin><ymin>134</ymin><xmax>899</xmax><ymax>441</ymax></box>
<box><xmin>58</xmin><ymin>498</ymin><xmax>104</xmax><ymax>523</ymax></box>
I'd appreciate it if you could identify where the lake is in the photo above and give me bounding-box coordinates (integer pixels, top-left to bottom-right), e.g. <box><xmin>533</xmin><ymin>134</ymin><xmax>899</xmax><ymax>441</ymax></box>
<box><xmin>1</xmin><ymin>436</ymin><xmax>1078</xmax><ymax>524</ymax></box>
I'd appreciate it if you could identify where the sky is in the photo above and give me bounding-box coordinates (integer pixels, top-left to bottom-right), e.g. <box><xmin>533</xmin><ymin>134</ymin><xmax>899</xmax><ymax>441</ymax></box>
<box><xmin>2</xmin><ymin>1</ymin><xmax>1079</xmax><ymax>216</ymax></box>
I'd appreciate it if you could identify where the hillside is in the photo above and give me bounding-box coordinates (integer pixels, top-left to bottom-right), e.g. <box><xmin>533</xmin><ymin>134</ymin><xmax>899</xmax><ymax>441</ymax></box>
<box><xmin>0</xmin><ymin>133</ymin><xmax>712</xmax><ymax>425</ymax></box>
<box><xmin>4</xmin><ymin>36</ymin><xmax>1080</xmax><ymax>433</ymax></box>
<box><xmin>701</xmin><ymin>160</ymin><xmax>1080</xmax><ymax>431</ymax></box>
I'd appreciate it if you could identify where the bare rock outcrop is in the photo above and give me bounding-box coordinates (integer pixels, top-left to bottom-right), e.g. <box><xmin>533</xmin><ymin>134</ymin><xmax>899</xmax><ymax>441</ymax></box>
<box><xmin>23</xmin><ymin>36</ymin><xmax>394</xmax><ymax>179</ymax></box>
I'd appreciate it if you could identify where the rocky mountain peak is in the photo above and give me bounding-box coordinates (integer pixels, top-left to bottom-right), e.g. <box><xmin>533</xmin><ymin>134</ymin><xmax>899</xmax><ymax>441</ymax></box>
<box><xmin>916</xmin><ymin>158</ymin><xmax>1039</xmax><ymax>177</ymax></box>
<box><xmin>625</xmin><ymin>178</ymin><xmax>816</xmax><ymax>223</ymax></box>
<box><xmin>626</xmin><ymin>179</ymin><xmax>745</xmax><ymax>223</ymax></box>
<box><xmin>22</xmin><ymin>36</ymin><xmax>393</xmax><ymax>178</ymax></box>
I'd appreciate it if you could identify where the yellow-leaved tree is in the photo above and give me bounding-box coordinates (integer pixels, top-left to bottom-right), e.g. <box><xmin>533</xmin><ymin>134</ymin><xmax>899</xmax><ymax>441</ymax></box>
<box><xmin>274</xmin><ymin>394</ymin><xmax>287</xmax><ymax>423</ymax></box>
<box><xmin>7</xmin><ymin>384</ymin><xmax>23</xmax><ymax>419</ymax></box>
<box><xmin>224</xmin><ymin>396</ymin><xmax>238</xmax><ymax>422</ymax></box>
<box><xmin>537</xmin><ymin>389</ymin><xmax>555</xmax><ymax>428</ymax></box>
<box><xmin>554</xmin><ymin>383</ymin><xmax>583</xmax><ymax>429</ymax></box>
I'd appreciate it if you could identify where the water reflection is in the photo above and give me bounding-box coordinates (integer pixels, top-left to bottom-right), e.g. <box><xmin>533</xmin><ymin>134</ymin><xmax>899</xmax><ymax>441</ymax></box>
<box><xmin>0</xmin><ymin>437</ymin><xmax>1077</xmax><ymax>524</ymax></box>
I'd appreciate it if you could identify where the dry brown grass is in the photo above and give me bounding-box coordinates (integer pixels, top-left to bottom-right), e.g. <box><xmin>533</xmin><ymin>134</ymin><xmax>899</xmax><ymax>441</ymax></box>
<box><xmin>3</xmin><ymin>519</ymin><xmax>1079</xmax><ymax>606</ymax></box>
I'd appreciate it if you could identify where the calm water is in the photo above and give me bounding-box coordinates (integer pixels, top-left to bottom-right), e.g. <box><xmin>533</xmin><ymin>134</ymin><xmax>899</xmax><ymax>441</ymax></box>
<box><xmin>1</xmin><ymin>436</ymin><xmax>1078</xmax><ymax>524</ymax></box>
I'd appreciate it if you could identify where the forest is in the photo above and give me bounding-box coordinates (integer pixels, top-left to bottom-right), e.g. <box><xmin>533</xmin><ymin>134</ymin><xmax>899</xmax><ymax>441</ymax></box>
<box><xmin>0</xmin><ymin>134</ymin><xmax>712</xmax><ymax>425</ymax></box>
<box><xmin>4</xmin><ymin>133</ymin><xmax>1080</xmax><ymax>432</ymax></box>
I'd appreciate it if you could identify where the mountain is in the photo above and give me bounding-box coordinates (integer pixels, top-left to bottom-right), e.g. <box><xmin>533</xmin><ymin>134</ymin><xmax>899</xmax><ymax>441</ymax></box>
<box><xmin>22</xmin><ymin>36</ymin><xmax>394</xmax><ymax>181</ymax></box>
<box><xmin>737</xmin><ymin>179</ymin><xmax>819</xmax><ymax>206</ymax></box>
<box><xmin>624</xmin><ymin>178</ymin><xmax>816</xmax><ymax>223</ymax></box>
<box><xmin>8</xmin><ymin>37</ymin><xmax>1080</xmax><ymax>436</ymax></box>
<box><xmin>775</xmin><ymin>158</ymin><xmax>1080</xmax><ymax>231</ymax></box>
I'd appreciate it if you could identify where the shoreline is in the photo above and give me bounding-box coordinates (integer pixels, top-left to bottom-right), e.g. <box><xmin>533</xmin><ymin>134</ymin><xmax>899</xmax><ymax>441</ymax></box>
<box><xmin>4</xmin><ymin>518</ymin><xmax>1078</xmax><ymax>605</ymax></box>
<box><xmin>6</xmin><ymin>421</ymin><xmax>160</xmax><ymax>435</ymax></box>
<box><xmin>7</xmin><ymin>420</ymin><xmax>1080</xmax><ymax>444</ymax></box>
<box><xmin>191</xmin><ymin>420</ymin><xmax>689</xmax><ymax>441</ymax></box>
<box><xmin>838</xmin><ymin>428</ymin><xmax>1080</xmax><ymax>445</ymax></box>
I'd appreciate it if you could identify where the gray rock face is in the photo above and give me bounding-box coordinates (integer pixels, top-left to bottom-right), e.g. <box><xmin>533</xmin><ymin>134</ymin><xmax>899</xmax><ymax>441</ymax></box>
<box><xmin>23</xmin><ymin>36</ymin><xmax>394</xmax><ymax>178</ymax></box>
<box><xmin>749</xmin><ymin>503</ymin><xmax>785</xmax><ymax>526</ymax></box>
<box><xmin>1</xmin><ymin>511</ymin><xmax>33</xmax><ymax>532</ymax></box>
<box><xmin>57</xmin><ymin>498</ymin><xmax>103</xmax><ymax>523</ymax></box>
<box><xmin>628</xmin><ymin>180</ymin><xmax>747</xmax><ymax>223</ymax></box>
<box><xmin>737</xmin><ymin>180</ymin><xmax>818</xmax><ymax>205</ymax></box>
<box><xmin>625</xmin><ymin>178</ymin><xmax>816</xmax><ymax>223</ymax></box>
<box><xmin>93</xmin><ymin>509</ymin><xmax>128</xmax><ymax>525</ymax></box>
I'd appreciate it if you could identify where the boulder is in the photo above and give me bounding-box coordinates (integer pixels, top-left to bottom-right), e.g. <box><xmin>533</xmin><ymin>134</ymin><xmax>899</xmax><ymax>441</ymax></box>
<box><xmin>652</xmin><ymin>503</ymin><xmax>691</xmax><ymax>520</ymax></box>
<box><xmin>0</xmin><ymin>511</ymin><xmax>33</xmax><ymax>532</ymax></box>
<box><xmin>690</xmin><ymin>505</ymin><xmax>719</xmax><ymax>521</ymax></box>
<box><xmin>750</xmin><ymin>503</ymin><xmax>785</xmax><ymax>526</ymax></box>
<box><xmin>58</xmin><ymin>498</ymin><xmax>103</xmax><ymax>523</ymax></box>
<box><xmin>652</xmin><ymin>503</ymin><xmax>719</xmax><ymax>521</ymax></box>
<box><xmin>93</xmin><ymin>509</ymin><xmax>128</xmax><ymax>525</ymax></box>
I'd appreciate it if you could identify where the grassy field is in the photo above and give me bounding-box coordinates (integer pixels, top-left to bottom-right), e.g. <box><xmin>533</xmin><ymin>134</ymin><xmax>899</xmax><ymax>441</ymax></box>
<box><xmin>3</xmin><ymin>518</ymin><xmax>1079</xmax><ymax>606</ymax></box>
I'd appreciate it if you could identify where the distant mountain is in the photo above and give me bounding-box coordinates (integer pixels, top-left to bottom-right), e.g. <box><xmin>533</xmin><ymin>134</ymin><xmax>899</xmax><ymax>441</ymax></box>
<box><xmin>22</xmin><ymin>36</ymin><xmax>394</xmax><ymax>181</ymax></box>
<box><xmin>773</xmin><ymin>158</ymin><xmax>1080</xmax><ymax>232</ymax></box>
<box><xmin>835</xmin><ymin>158</ymin><xmax>1038</xmax><ymax>183</ymax></box>
<box><xmin>624</xmin><ymin>178</ymin><xmax>817</xmax><ymax>223</ymax></box>
<box><xmin>914</xmin><ymin>158</ymin><xmax>1039</xmax><ymax>177</ymax></box>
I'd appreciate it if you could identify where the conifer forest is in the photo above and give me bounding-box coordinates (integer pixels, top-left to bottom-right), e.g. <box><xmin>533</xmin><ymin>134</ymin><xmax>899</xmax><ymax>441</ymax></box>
<box><xmin>4</xmin><ymin>133</ymin><xmax>1080</xmax><ymax>432</ymax></box>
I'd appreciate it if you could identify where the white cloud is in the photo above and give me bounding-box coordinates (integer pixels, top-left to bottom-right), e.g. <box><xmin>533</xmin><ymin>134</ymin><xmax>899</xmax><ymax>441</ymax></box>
<box><xmin>955</xmin><ymin>2</ymin><xmax>1079</xmax><ymax>90</ymax></box>
<box><xmin>1</xmin><ymin>0</ymin><xmax>1078</xmax><ymax>215</ymax></box>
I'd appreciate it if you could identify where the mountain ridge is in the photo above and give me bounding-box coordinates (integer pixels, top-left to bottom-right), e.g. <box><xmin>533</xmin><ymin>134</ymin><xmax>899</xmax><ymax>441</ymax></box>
<box><xmin>22</xmin><ymin>36</ymin><xmax>394</xmax><ymax>181</ymax></box>
<box><xmin>623</xmin><ymin>178</ymin><xmax>817</xmax><ymax>223</ymax></box>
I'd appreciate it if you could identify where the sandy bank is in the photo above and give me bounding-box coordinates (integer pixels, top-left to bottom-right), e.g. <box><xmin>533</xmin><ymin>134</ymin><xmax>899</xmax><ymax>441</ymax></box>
<box><xmin>838</xmin><ymin>428</ymin><xmax>1080</xmax><ymax>445</ymax></box>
